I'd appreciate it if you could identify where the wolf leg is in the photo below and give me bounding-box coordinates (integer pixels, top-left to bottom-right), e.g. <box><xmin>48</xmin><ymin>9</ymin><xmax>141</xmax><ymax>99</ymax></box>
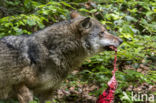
<box><xmin>38</xmin><ymin>90</ymin><xmax>56</xmax><ymax>103</ymax></box>
<box><xmin>38</xmin><ymin>94</ymin><xmax>53</xmax><ymax>103</ymax></box>
<box><xmin>17</xmin><ymin>84</ymin><xmax>33</xmax><ymax>103</ymax></box>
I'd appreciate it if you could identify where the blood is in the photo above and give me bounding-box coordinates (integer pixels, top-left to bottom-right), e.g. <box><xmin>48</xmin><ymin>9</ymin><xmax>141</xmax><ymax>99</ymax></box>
<box><xmin>96</xmin><ymin>48</ymin><xmax>118</xmax><ymax>103</ymax></box>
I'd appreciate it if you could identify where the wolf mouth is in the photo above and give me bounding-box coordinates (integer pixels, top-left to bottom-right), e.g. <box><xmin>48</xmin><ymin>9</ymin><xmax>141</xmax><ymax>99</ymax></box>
<box><xmin>104</xmin><ymin>45</ymin><xmax>117</xmax><ymax>51</ymax></box>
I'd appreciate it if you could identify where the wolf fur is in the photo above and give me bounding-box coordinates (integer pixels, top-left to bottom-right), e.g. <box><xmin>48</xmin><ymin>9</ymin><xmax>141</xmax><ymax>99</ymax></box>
<box><xmin>0</xmin><ymin>12</ymin><xmax>122</xmax><ymax>103</ymax></box>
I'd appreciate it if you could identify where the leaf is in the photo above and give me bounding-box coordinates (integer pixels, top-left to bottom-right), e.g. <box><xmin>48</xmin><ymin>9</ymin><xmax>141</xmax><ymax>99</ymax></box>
<box><xmin>4</xmin><ymin>23</ymin><xmax>11</xmax><ymax>27</ymax></box>
<box><xmin>24</xmin><ymin>0</ymin><xmax>31</xmax><ymax>8</ymax></box>
<box><xmin>125</xmin><ymin>16</ymin><xmax>137</xmax><ymax>22</ymax></box>
<box><xmin>120</xmin><ymin>24</ymin><xmax>136</xmax><ymax>35</ymax></box>
<box><xmin>110</xmin><ymin>13</ymin><xmax>121</xmax><ymax>20</ymax></box>
<box><xmin>27</xmin><ymin>19</ymin><xmax>36</xmax><ymax>26</ymax></box>
<box><xmin>38</xmin><ymin>23</ymin><xmax>45</xmax><ymax>29</ymax></box>
<box><xmin>29</xmin><ymin>101</ymin><xmax>38</xmax><ymax>103</ymax></box>
<box><xmin>61</xmin><ymin>1</ymin><xmax>75</xmax><ymax>9</ymax></box>
<box><xmin>13</xmin><ymin>27</ymin><xmax>23</xmax><ymax>35</ymax></box>
<box><xmin>89</xmin><ymin>9</ymin><xmax>97</xmax><ymax>13</ymax></box>
<box><xmin>78</xmin><ymin>8</ymin><xmax>90</xmax><ymax>12</ymax></box>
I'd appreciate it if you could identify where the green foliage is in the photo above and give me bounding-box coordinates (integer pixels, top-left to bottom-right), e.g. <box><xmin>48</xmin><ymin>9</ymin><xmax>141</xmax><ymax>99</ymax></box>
<box><xmin>79</xmin><ymin>0</ymin><xmax>156</xmax><ymax>102</ymax></box>
<box><xmin>0</xmin><ymin>0</ymin><xmax>155</xmax><ymax>102</ymax></box>
<box><xmin>0</xmin><ymin>0</ymin><xmax>70</xmax><ymax>37</ymax></box>
<box><xmin>0</xmin><ymin>14</ymin><xmax>45</xmax><ymax>37</ymax></box>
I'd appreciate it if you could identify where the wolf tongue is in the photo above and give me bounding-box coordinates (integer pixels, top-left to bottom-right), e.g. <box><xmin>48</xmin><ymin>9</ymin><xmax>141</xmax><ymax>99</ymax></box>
<box><xmin>96</xmin><ymin>49</ymin><xmax>118</xmax><ymax>103</ymax></box>
<box><xmin>109</xmin><ymin>46</ymin><xmax>116</xmax><ymax>51</ymax></box>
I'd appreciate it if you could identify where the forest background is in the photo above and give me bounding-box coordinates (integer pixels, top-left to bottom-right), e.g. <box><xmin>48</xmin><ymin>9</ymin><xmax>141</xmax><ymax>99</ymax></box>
<box><xmin>0</xmin><ymin>0</ymin><xmax>155</xmax><ymax>103</ymax></box>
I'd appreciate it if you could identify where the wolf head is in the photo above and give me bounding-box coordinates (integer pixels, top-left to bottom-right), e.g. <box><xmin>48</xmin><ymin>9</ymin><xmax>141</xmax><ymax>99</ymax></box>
<box><xmin>70</xmin><ymin>12</ymin><xmax>123</xmax><ymax>54</ymax></box>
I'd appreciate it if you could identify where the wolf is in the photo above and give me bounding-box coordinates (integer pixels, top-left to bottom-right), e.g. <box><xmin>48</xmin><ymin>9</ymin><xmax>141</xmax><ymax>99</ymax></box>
<box><xmin>0</xmin><ymin>12</ymin><xmax>122</xmax><ymax>103</ymax></box>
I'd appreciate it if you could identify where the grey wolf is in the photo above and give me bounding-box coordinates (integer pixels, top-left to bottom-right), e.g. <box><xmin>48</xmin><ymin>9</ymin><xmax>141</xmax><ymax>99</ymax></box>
<box><xmin>0</xmin><ymin>12</ymin><xmax>123</xmax><ymax>103</ymax></box>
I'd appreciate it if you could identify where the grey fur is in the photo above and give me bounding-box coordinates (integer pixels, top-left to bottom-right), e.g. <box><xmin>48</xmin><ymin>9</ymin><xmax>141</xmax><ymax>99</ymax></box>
<box><xmin>0</xmin><ymin>14</ymin><xmax>122</xmax><ymax>103</ymax></box>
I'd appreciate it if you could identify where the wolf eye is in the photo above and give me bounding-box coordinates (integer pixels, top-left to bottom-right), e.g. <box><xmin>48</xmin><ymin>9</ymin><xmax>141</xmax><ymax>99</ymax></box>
<box><xmin>100</xmin><ymin>31</ymin><xmax>104</xmax><ymax>34</ymax></box>
<box><xmin>99</xmin><ymin>31</ymin><xmax>104</xmax><ymax>37</ymax></box>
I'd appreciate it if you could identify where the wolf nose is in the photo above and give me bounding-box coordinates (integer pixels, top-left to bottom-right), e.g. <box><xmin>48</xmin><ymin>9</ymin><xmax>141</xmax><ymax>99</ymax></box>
<box><xmin>119</xmin><ymin>38</ymin><xmax>123</xmax><ymax>44</ymax></box>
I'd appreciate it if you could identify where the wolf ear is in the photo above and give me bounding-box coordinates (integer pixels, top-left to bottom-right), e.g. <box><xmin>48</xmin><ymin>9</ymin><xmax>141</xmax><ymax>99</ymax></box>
<box><xmin>70</xmin><ymin>11</ymin><xmax>81</xmax><ymax>19</ymax></box>
<box><xmin>80</xmin><ymin>17</ymin><xmax>92</xmax><ymax>29</ymax></box>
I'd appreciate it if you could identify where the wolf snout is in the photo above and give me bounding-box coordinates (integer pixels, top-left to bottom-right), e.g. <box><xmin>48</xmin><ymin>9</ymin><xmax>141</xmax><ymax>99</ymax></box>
<box><xmin>102</xmin><ymin>37</ymin><xmax>123</xmax><ymax>51</ymax></box>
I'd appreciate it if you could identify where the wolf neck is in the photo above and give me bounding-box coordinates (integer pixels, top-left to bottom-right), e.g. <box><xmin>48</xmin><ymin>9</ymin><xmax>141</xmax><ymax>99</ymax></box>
<box><xmin>33</xmin><ymin>22</ymin><xmax>87</xmax><ymax>71</ymax></box>
<box><xmin>61</xmin><ymin>40</ymin><xmax>87</xmax><ymax>68</ymax></box>
<box><xmin>49</xmin><ymin>37</ymin><xmax>87</xmax><ymax>70</ymax></box>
